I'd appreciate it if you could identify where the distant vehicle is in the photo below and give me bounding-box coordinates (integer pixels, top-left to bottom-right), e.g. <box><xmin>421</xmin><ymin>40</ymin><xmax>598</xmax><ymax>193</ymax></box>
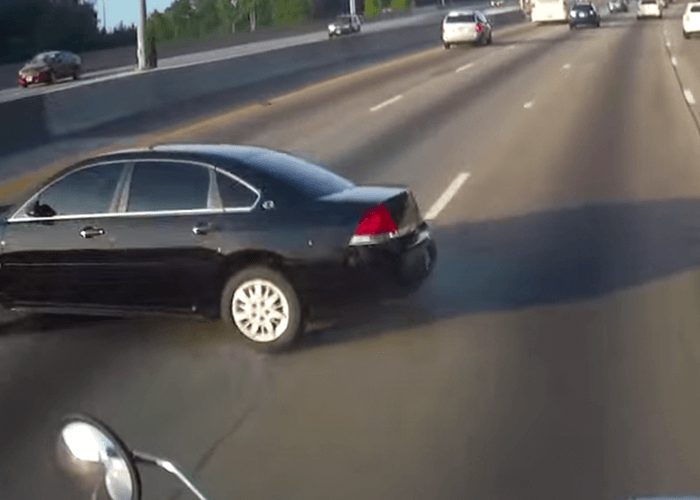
<box><xmin>683</xmin><ymin>2</ymin><xmax>700</xmax><ymax>37</ymax></box>
<box><xmin>569</xmin><ymin>3</ymin><xmax>601</xmax><ymax>28</ymax></box>
<box><xmin>0</xmin><ymin>145</ymin><xmax>436</xmax><ymax>350</ymax></box>
<box><xmin>637</xmin><ymin>0</ymin><xmax>662</xmax><ymax>18</ymax></box>
<box><xmin>442</xmin><ymin>11</ymin><xmax>493</xmax><ymax>48</ymax></box>
<box><xmin>328</xmin><ymin>14</ymin><xmax>362</xmax><ymax>37</ymax></box>
<box><xmin>18</xmin><ymin>51</ymin><xmax>81</xmax><ymax>88</ymax></box>
<box><xmin>608</xmin><ymin>0</ymin><xmax>628</xmax><ymax>13</ymax></box>
<box><xmin>531</xmin><ymin>0</ymin><xmax>569</xmax><ymax>23</ymax></box>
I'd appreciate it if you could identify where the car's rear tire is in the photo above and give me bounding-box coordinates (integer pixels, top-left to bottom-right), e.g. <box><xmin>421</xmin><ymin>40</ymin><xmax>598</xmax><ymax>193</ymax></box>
<box><xmin>73</xmin><ymin>69</ymin><xmax>81</xmax><ymax>80</ymax></box>
<box><xmin>684</xmin><ymin>30</ymin><xmax>690</xmax><ymax>39</ymax></box>
<box><xmin>220</xmin><ymin>266</ymin><xmax>304</xmax><ymax>351</ymax></box>
<box><xmin>443</xmin><ymin>42</ymin><xmax>451</xmax><ymax>49</ymax></box>
<box><xmin>487</xmin><ymin>32</ymin><xmax>493</xmax><ymax>44</ymax></box>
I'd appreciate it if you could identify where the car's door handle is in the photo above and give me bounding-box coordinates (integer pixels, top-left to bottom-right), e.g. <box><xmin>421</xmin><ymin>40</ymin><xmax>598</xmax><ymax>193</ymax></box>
<box><xmin>80</xmin><ymin>226</ymin><xmax>105</xmax><ymax>239</ymax></box>
<box><xmin>192</xmin><ymin>222</ymin><xmax>214</xmax><ymax>236</ymax></box>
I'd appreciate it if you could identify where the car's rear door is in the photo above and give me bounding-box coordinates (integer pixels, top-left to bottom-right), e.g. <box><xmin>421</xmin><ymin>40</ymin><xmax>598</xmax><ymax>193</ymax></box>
<box><xmin>0</xmin><ymin>162</ymin><xmax>127</xmax><ymax>307</ymax></box>
<box><xmin>97</xmin><ymin>159</ymin><xmax>230</xmax><ymax>312</ymax></box>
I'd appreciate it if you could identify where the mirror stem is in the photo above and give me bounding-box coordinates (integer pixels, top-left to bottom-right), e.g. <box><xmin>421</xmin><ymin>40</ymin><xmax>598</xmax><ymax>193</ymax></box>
<box><xmin>133</xmin><ymin>450</ymin><xmax>210</xmax><ymax>500</ymax></box>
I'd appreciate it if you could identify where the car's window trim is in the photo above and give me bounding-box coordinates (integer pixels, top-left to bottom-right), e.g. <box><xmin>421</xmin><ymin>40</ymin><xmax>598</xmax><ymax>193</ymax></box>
<box><xmin>9</xmin><ymin>158</ymin><xmax>262</xmax><ymax>223</ymax></box>
<box><xmin>125</xmin><ymin>159</ymin><xmax>215</xmax><ymax>213</ymax></box>
<box><xmin>8</xmin><ymin>159</ymin><xmax>129</xmax><ymax>222</ymax></box>
<box><xmin>213</xmin><ymin>167</ymin><xmax>261</xmax><ymax>211</ymax></box>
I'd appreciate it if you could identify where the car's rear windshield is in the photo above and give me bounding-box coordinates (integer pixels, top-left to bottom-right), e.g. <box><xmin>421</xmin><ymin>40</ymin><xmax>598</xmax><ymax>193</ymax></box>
<box><xmin>30</xmin><ymin>54</ymin><xmax>50</xmax><ymax>64</ymax></box>
<box><xmin>691</xmin><ymin>4</ymin><xmax>700</xmax><ymax>11</ymax></box>
<box><xmin>445</xmin><ymin>14</ymin><xmax>475</xmax><ymax>23</ymax></box>
<box><xmin>641</xmin><ymin>0</ymin><xmax>656</xmax><ymax>5</ymax></box>
<box><xmin>573</xmin><ymin>4</ymin><xmax>593</xmax><ymax>10</ymax></box>
<box><xmin>244</xmin><ymin>150</ymin><xmax>354</xmax><ymax>197</ymax></box>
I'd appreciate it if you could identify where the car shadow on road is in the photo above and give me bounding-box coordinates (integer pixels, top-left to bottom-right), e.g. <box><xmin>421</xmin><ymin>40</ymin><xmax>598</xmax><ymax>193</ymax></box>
<box><xmin>302</xmin><ymin>197</ymin><xmax>700</xmax><ymax>348</ymax></box>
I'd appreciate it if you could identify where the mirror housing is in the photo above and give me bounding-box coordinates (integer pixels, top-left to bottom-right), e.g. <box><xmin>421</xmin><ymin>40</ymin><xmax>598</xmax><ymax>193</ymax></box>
<box><xmin>27</xmin><ymin>200</ymin><xmax>56</xmax><ymax>218</ymax></box>
<box><xmin>59</xmin><ymin>415</ymin><xmax>141</xmax><ymax>500</ymax></box>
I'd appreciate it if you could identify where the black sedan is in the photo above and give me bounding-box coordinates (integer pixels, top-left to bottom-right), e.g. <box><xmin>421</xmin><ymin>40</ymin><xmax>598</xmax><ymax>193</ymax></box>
<box><xmin>569</xmin><ymin>3</ymin><xmax>601</xmax><ymax>28</ymax></box>
<box><xmin>18</xmin><ymin>51</ymin><xmax>81</xmax><ymax>88</ymax></box>
<box><xmin>0</xmin><ymin>145</ymin><xmax>436</xmax><ymax>349</ymax></box>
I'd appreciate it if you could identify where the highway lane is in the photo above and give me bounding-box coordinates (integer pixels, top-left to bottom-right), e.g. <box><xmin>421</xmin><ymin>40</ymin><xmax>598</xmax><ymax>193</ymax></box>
<box><xmin>4</xmin><ymin>6</ymin><xmax>700</xmax><ymax>500</ymax></box>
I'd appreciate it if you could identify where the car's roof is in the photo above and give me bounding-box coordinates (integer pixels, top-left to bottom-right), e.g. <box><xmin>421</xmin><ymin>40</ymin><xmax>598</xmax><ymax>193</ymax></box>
<box><xmin>572</xmin><ymin>3</ymin><xmax>594</xmax><ymax>7</ymax></box>
<box><xmin>447</xmin><ymin>10</ymin><xmax>475</xmax><ymax>16</ymax></box>
<box><xmin>83</xmin><ymin>144</ymin><xmax>354</xmax><ymax>198</ymax></box>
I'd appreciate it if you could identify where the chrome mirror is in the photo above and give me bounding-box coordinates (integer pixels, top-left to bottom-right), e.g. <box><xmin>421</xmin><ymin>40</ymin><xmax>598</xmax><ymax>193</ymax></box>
<box><xmin>60</xmin><ymin>415</ymin><xmax>141</xmax><ymax>500</ymax></box>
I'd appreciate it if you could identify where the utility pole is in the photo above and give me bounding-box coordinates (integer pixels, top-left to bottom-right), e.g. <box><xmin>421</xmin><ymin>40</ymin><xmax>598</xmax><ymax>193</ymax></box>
<box><xmin>349</xmin><ymin>0</ymin><xmax>356</xmax><ymax>15</ymax></box>
<box><xmin>137</xmin><ymin>0</ymin><xmax>148</xmax><ymax>70</ymax></box>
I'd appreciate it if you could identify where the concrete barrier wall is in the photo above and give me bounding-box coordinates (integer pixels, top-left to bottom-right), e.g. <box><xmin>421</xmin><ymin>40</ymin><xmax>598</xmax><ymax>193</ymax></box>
<box><xmin>1</xmin><ymin>8</ymin><xmax>525</xmax><ymax>155</ymax></box>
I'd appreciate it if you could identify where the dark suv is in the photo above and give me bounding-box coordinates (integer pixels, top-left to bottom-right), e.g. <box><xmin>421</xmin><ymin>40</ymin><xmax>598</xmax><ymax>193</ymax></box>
<box><xmin>569</xmin><ymin>3</ymin><xmax>601</xmax><ymax>28</ymax></box>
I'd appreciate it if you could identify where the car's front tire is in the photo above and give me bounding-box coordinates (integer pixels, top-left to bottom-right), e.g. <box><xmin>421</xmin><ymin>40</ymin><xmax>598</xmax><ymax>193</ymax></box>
<box><xmin>221</xmin><ymin>266</ymin><xmax>304</xmax><ymax>351</ymax></box>
<box><xmin>443</xmin><ymin>41</ymin><xmax>451</xmax><ymax>49</ymax></box>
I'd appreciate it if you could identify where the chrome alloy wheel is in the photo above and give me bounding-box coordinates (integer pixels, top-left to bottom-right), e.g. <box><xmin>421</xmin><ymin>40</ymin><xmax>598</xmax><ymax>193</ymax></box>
<box><xmin>231</xmin><ymin>279</ymin><xmax>290</xmax><ymax>342</ymax></box>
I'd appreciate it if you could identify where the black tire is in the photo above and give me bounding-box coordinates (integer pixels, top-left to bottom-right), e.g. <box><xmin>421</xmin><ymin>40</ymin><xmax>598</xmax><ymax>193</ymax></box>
<box><xmin>73</xmin><ymin>68</ymin><xmax>81</xmax><ymax>80</ymax></box>
<box><xmin>487</xmin><ymin>31</ymin><xmax>493</xmax><ymax>44</ymax></box>
<box><xmin>48</xmin><ymin>71</ymin><xmax>56</xmax><ymax>84</ymax></box>
<box><xmin>220</xmin><ymin>266</ymin><xmax>304</xmax><ymax>351</ymax></box>
<box><xmin>596</xmin><ymin>20</ymin><xmax>601</xmax><ymax>27</ymax></box>
<box><xmin>684</xmin><ymin>30</ymin><xmax>690</xmax><ymax>39</ymax></box>
<box><xmin>443</xmin><ymin>42</ymin><xmax>451</xmax><ymax>49</ymax></box>
<box><xmin>569</xmin><ymin>23</ymin><xmax>575</xmax><ymax>29</ymax></box>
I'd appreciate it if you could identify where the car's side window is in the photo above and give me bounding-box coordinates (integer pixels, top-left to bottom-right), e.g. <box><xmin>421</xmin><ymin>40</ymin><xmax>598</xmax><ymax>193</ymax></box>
<box><xmin>216</xmin><ymin>173</ymin><xmax>258</xmax><ymax>209</ymax></box>
<box><xmin>127</xmin><ymin>161</ymin><xmax>211</xmax><ymax>213</ymax></box>
<box><xmin>25</xmin><ymin>162</ymin><xmax>125</xmax><ymax>218</ymax></box>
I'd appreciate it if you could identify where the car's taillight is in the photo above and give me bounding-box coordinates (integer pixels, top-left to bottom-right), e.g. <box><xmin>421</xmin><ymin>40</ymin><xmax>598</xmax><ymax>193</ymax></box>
<box><xmin>350</xmin><ymin>204</ymin><xmax>398</xmax><ymax>245</ymax></box>
<box><xmin>475</xmin><ymin>22</ymin><xmax>484</xmax><ymax>32</ymax></box>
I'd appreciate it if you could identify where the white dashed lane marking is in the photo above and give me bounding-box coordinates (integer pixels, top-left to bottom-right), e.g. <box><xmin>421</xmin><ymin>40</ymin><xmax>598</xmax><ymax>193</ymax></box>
<box><xmin>425</xmin><ymin>172</ymin><xmax>471</xmax><ymax>220</ymax></box>
<box><xmin>370</xmin><ymin>94</ymin><xmax>403</xmax><ymax>112</ymax></box>
<box><xmin>684</xmin><ymin>89</ymin><xmax>696</xmax><ymax>105</ymax></box>
<box><xmin>456</xmin><ymin>62</ymin><xmax>475</xmax><ymax>73</ymax></box>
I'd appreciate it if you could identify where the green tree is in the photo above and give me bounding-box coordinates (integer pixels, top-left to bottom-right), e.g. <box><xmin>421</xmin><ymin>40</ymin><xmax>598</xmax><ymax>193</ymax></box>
<box><xmin>272</xmin><ymin>0</ymin><xmax>313</xmax><ymax>24</ymax></box>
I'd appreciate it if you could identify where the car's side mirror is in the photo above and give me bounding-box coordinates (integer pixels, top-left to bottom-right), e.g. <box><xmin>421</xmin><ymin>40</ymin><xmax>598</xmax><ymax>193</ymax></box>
<box><xmin>27</xmin><ymin>200</ymin><xmax>56</xmax><ymax>218</ymax></box>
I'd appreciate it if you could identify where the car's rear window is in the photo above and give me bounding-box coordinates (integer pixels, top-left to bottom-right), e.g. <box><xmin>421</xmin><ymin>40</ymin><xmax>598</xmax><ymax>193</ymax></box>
<box><xmin>573</xmin><ymin>4</ymin><xmax>592</xmax><ymax>9</ymax></box>
<box><xmin>641</xmin><ymin>0</ymin><xmax>656</xmax><ymax>5</ymax></box>
<box><xmin>243</xmin><ymin>150</ymin><xmax>354</xmax><ymax>197</ymax></box>
<box><xmin>445</xmin><ymin>14</ymin><xmax>475</xmax><ymax>23</ymax></box>
<box><xmin>691</xmin><ymin>4</ymin><xmax>700</xmax><ymax>12</ymax></box>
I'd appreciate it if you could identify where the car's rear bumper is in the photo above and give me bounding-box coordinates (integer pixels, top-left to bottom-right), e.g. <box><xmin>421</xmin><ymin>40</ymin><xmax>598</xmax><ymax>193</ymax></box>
<box><xmin>683</xmin><ymin>21</ymin><xmax>700</xmax><ymax>32</ymax></box>
<box><xmin>293</xmin><ymin>223</ymin><xmax>436</xmax><ymax>305</ymax></box>
<box><xmin>442</xmin><ymin>32</ymin><xmax>480</xmax><ymax>43</ymax></box>
<box><xmin>570</xmin><ymin>17</ymin><xmax>598</xmax><ymax>26</ymax></box>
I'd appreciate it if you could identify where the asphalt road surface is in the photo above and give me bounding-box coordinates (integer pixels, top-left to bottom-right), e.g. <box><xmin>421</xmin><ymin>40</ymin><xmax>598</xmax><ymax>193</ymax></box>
<box><xmin>4</xmin><ymin>3</ymin><xmax>700</xmax><ymax>499</ymax></box>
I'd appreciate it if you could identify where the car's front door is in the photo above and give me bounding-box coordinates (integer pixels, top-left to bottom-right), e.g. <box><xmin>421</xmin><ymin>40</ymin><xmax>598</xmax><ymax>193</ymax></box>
<box><xmin>98</xmin><ymin>160</ymin><xmax>228</xmax><ymax>312</ymax></box>
<box><xmin>0</xmin><ymin>162</ymin><xmax>127</xmax><ymax>307</ymax></box>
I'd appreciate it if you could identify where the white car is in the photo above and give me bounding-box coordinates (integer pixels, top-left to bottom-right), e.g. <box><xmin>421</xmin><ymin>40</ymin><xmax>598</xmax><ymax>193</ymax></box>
<box><xmin>683</xmin><ymin>2</ymin><xmax>700</xmax><ymax>37</ymax></box>
<box><xmin>442</xmin><ymin>10</ymin><xmax>493</xmax><ymax>48</ymax></box>
<box><xmin>637</xmin><ymin>0</ymin><xmax>662</xmax><ymax>18</ymax></box>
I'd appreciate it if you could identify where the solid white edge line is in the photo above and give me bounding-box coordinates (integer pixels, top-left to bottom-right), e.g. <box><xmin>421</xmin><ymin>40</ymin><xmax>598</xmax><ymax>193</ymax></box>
<box><xmin>456</xmin><ymin>62</ymin><xmax>475</xmax><ymax>73</ymax></box>
<box><xmin>684</xmin><ymin>88</ymin><xmax>696</xmax><ymax>105</ymax></box>
<box><xmin>370</xmin><ymin>94</ymin><xmax>404</xmax><ymax>112</ymax></box>
<box><xmin>425</xmin><ymin>172</ymin><xmax>471</xmax><ymax>220</ymax></box>
<box><xmin>671</xmin><ymin>56</ymin><xmax>678</xmax><ymax>66</ymax></box>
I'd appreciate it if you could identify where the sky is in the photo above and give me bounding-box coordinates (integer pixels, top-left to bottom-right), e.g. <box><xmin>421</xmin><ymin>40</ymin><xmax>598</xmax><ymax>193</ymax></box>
<box><xmin>97</xmin><ymin>0</ymin><xmax>174</xmax><ymax>30</ymax></box>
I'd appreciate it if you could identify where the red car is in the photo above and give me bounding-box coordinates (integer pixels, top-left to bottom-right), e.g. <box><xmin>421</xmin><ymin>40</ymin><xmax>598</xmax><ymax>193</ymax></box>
<box><xmin>18</xmin><ymin>51</ymin><xmax>81</xmax><ymax>88</ymax></box>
